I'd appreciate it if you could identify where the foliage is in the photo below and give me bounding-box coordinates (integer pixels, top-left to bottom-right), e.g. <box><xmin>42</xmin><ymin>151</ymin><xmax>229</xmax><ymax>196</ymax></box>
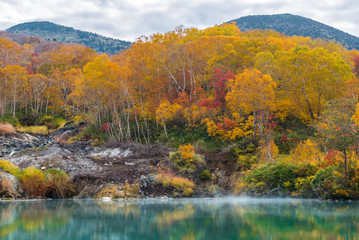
<box><xmin>82</xmin><ymin>124</ymin><xmax>107</xmax><ymax>141</ymax></box>
<box><xmin>199</xmin><ymin>170</ymin><xmax>211</xmax><ymax>181</ymax></box>
<box><xmin>156</xmin><ymin>173</ymin><xmax>195</xmax><ymax>196</ymax></box>
<box><xmin>315</xmin><ymin>99</ymin><xmax>358</xmax><ymax>169</ymax></box>
<box><xmin>40</xmin><ymin>115</ymin><xmax>66</xmax><ymax>129</ymax></box>
<box><xmin>0</xmin><ymin>160</ymin><xmax>21</xmax><ymax>177</ymax></box>
<box><xmin>0</xmin><ymin>160</ymin><xmax>73</xmax><ymax>198</ymax></box>
<box><xmin>274</xmin><ymin>132</ymin><xmax>301</xmax><ymax>154</ymax></box>
<box><xmin>44</xmin><ymin>169</ymin><xmax>74</xmax><ymax>198</ymax></box>
<box><xmin>17</xmin><ymin>126</ymin><xmax>49</xmax><ymax>135</ymax></box>
<box><xmin>169</xmin><ymin>144</ymin><xmax>205</xmax><ymax>174</ymax></box>
<box><xmin>237</xmin><ymin>154</ymin><xmax>257</xmax><ymax>171</ymax></box>
<box><xmin>0</xmin><ymin>116</ymin><xmax>20</xmax><ymax>126</ymax></box>
<box><xmin>285</xmin><ymin>139</ymin><xmax>323</xmax><ymax>166</ymax></box>
<box><xmin>309</xmin><ymin>166</ymin><xmax>358</xmax><ymax>200</ymax></box>
<box><xmin>203</xmin><ymin>116</ymin><xmax>253</xmax><ymax>140</ymax></box>
<box><xmin>244</xmin><ymin>162</ymin><xmax>298</xmax><ymax>194</ymax></box>
<box><xmin>20</xmin><ymin>167</ymin><xmax>48</xmax><ymax>197</ymax></box>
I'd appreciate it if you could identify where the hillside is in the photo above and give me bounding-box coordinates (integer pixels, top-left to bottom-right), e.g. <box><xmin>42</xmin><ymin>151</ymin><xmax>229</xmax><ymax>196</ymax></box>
<box><xmin>228</xmin><ymin>13</ymin><xmax>359</xmax><ymax>50</ymax></box>
<box><xmin>6</xmin><ymin>21</ymin><xmax>132</xmax><ymax>54</ymax></box>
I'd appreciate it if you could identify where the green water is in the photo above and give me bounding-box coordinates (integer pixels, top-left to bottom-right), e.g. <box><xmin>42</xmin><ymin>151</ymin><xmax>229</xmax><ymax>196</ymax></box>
<box><xmin>0</xmin><ymin>198</ymin><xmax>358</xmax><ymax>239</ymax></box>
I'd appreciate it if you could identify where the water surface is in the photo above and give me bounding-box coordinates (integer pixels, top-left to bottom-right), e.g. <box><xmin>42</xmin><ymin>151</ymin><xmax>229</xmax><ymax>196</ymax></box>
<box><xmin>0</xmin><ymin>198</ymin><xmax>358</xmax><ymax>239</ymax></box>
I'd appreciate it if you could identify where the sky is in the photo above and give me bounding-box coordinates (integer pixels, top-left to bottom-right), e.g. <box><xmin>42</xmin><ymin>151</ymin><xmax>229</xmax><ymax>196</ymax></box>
<box><xmin>0</xmin><ymin>0</ymin><xmax>358</xmax><ymax>41</ymax></box>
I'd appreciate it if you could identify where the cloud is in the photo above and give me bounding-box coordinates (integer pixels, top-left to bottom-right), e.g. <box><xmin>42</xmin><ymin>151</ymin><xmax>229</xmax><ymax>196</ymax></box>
<box><xmin>0</xmin><ymin>0</ymin><xmax>359</xmax><ymax>41</ymax></box>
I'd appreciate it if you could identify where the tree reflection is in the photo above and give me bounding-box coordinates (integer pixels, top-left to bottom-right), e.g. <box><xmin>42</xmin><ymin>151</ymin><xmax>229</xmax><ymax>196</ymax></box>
<box><xmin>0</xmin><ymin>199</ymin><xmax>359</xmax><ymax>239</ymax></box>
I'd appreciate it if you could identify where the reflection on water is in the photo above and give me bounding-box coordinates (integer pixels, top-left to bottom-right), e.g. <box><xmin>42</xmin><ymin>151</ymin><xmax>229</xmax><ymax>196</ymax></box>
<box><xmin>1</xmin><ymin>198</ymin><xmax>359</xmax><ymax>239</ymax></box>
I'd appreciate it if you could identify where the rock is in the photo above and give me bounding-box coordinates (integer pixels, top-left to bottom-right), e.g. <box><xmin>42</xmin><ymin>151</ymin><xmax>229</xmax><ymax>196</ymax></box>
<box><xmin>0</xmin><ymin>170</ymin><xmax>23</xmax><ymax>198</ymax></box>
<box><xmin>101</xmin><ymin>197</ymin><xmax>112</xmax><ymax>202</ymax></box>
<box><xmin>117</xmin><ymin>191</ymin><xmax>125</xmax><ymax>198</ymax></box>
<box><xmin>6</xmin><ymin>144</ymin><xmax>101</xmax><ymax>176</ymax></box>
<box><xmin>89</xmin><ymin>148</ymin><xmax>132</xmax><ymax>159</ymax></box>
<box><xmin>139</xmin><ymin>174</ymin><xmax>158</xmax><ymax>196</ymax></box>
<box><xmin>125</xmin><ymin>162</ymin><xmax>135</xmax><ymax>166</ymax></box>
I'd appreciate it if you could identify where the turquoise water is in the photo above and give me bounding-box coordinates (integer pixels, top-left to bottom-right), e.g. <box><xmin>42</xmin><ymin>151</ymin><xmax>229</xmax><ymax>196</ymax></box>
<box><xmin>0</xmin><ymin>198</ymin><xmax>359</xmax><ymax>239</ymax></box>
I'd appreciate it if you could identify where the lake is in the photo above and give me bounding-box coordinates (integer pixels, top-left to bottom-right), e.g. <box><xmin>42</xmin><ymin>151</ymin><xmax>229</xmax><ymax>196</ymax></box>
<box><xmin>0</xmin><ymin>198</ymin><xmax>358</xmax><ymax>239</ymax></box>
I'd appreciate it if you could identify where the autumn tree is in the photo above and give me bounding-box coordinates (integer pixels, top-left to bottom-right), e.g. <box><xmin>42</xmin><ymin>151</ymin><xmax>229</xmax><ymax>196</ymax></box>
<box><xmin>226</xmin><ymin>69</ymin><xmax>276</xmax><ymax>138</ymax></box>
<box><xmin>2</xmin><ymin>65</ymin><xmax>27</xmax><ymax>117</ymax></box>
<box><xmin>0</xmin><ymin>37</ymin><xmax>29</xmax><ymax>67</ymax></box>
<box><xmin>315</xmin><ymin>99</ymin><xmax>358</xmax><ymax>170</ymax></box>
<box><xmin>27</xmin><ymin>74</ymin><xmax>49</xmax><ymax>117</ymax></box>
<box><xmin>274</xmin><ymin>47</ymin><xmax>353</xmax><ymax>122</ymax></box>
<box><xmin>353</xmin><ymin>54</ymin><xmax>359</xmax><ymax>78</ymax></box>
<box><xmin>200</xmin><ymin>68</ymin><xmax>235</xmax><ymax>111</ymax></box>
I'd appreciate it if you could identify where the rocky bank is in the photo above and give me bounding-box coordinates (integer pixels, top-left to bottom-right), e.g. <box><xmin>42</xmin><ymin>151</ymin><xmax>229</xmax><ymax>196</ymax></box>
<box><xmin>1</xmin><ymin>124</ymin><xmax>210</xmax><ymax>199</ymax></box>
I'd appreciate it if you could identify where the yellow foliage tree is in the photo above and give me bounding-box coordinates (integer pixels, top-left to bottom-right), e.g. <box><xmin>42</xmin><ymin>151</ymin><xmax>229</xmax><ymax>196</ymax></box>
<box><xmin>226</xmin><ymin>69</ymin><xmax>276</xmax><ymax>137</ymax></box>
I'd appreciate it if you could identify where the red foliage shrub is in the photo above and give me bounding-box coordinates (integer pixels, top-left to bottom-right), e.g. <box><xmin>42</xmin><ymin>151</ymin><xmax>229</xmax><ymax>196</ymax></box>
<box><xmin>101</xmin><ymin>122</ymin><xmax>111</xmax><ymax>132</ymax></box>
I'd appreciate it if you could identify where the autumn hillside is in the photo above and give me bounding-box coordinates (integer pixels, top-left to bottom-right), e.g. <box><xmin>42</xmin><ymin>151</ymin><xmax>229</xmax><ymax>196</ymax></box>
<box><xmin>1</xmin><ymin>23</ymin><xmax>359</xmax><ymax>199</ymax></box>
<box><xmin>229</xmin><ymin>13</ymin><xmax>359</xmax><ymax>50</ymax></box>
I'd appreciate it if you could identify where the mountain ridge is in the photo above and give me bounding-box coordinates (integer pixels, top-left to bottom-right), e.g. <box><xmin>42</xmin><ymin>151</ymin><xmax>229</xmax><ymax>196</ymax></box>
<box><xmin>5</xmin><ymin>21</ymin><xmax>132</xmax><ymax>54</ymax></box>
<box><xmin>228</xmin><ymin>13</ymin><xmax>359</xmax><ymax>50</ymax></box>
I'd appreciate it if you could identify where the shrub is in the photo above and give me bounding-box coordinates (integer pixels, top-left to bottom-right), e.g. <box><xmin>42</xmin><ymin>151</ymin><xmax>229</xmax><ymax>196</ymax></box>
<box><xmin>193</xmin><ymin>140</ymin><xmax>206</xmax><ymax>154</ymax></box>
<box><xmin>294</xmin><ymin>176</ymin><xmax>314</xmax><ymax>197</ymax></box>
<box><xmin>169</xmin><ymin>144</ymin><xmax>205</xmax><ymax>174</ymax></box>
<box><xmin>244</xmin><ymin>162</ymin><xmax>298</xmax><ymax>194</ymax></box>
<box><xmin>0</xmin><ymin>160</ymin><xmax>21</xmax><ymax>177</ymax></box>
<box><xmin>0</xmin><ymin>123</ymin><xmax>15</xmax><ymax>135</ymax></box>
<box><xmin>40</xmin><ymin>115</ymin><xmax>54</xmax><ymax>127</ymax></box>
<box><xmin>0</xmin><ymin>161</ymin><xmax>73</xmax><ymax>198</ymax></box>
<box><xmin>275</xmin><ymin>132</ymin><xmax>301</xmax><ymax>154</ymax></box>
<box><xmin>83</xmin><ymin>125</ymin><xmax>107</xmax><ymax>141</ymax></box>
<box><xmin>40</xmin><ymin>116</ymin><xmax>67</xmax><ymax>129</ymax></box>
<box><xmin>199</xmin><ymin>170</ymin><xmax>211</xmax><ymax>181</ymax></box>
<box><xmin>20</xmin><ymin>167</ymin><xmax>48</xmax><ymax>197</ymax></box>
<box><xmin>285</xmin><ymin>139</ymin><xmax>323</xmax><ymax>166</ymax></box>
<box><xmin>237</xmin><ymin>154</ymin><xmax>257</xmax><ymax>171</ymax></box>
<box><xmin>0</xmin><ymin>116</ymin><xmax>20</xmax><ymax>126</ymax></box>
<box><xmin>44</xmin><ymin>169</ymin><xmax>73</xmax><ymax>198</ymax></box>
<box><xmin>310</xmin><ymin>166</ymin><xmax>351</xmax><ymax>200</ymax></box>
<box><xmin>156</xmin><ymin>174</ymin><xmax>195</xmax><ymax>196</ymax></box>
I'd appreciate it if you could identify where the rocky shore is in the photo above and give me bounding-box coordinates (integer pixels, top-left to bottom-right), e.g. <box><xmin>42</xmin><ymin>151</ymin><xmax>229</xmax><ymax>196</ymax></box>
<box><xmin>1</xmin><ymin>124</ymin><xmax>209</xmax><ymax>199</ymax></box>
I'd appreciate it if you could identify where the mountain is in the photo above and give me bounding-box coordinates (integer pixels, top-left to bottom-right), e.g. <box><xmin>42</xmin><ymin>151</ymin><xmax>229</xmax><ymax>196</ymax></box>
<box><xmin>228</xmin><ymin>13</ymin><xmax>359</xmax><ymax>50</ymax></box>
<box><xmin>5</xmin><ymin>21</ymin><xmax>132</xmax><ymax>54</ymax></box>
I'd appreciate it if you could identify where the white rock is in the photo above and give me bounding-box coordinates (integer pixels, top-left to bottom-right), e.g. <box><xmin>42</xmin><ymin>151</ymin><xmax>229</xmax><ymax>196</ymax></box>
<box><xmin>101</xmin><ymin>197</ymin><xmax>112</xmax><ymax>202</ymax></box>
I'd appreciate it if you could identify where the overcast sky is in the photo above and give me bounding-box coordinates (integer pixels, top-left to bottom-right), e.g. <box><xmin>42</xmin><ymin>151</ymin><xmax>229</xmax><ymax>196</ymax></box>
<box><xmin>0</xmin><ymin>0</ymin><xmax>358</xmax><ymax>41</ymax></box>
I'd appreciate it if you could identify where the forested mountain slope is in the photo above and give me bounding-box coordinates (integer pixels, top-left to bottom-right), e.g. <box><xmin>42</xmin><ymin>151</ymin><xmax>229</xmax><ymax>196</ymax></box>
<box><xmin>5</xmin><ymin>21</ymin><xmax>131</xmax><ymax>54</ymax></box>
<box><xmin>228</xmin><ymin>13</ymin><xmax>359</xmax><ymax>50</ymax></box>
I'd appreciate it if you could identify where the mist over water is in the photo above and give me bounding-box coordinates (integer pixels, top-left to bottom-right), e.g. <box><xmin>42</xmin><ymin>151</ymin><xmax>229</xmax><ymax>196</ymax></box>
<box><xmin>0</xmin><ymin>198</ymin><xmax>358</xmax><ymax>239</ymax></box>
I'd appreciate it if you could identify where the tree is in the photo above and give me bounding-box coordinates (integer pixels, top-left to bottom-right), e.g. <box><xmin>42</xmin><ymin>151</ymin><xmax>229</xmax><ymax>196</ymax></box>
<box><xmin>27</xmin><ymin>74</ymin><xmax>49</xmax><ymax>117</ymax></box>
<box><xmin>199</xmin><ymin>68</ymin><xmax>235</xmax><ymax>111</ymax></box>
<box><xmin>315</xmin><ymin>99</ymin><xmax>358</xmax><ymax>170</ymax></box>
<box><xmin>0</xmin><ymin>37</ymin><xmax>28</xmax><ymax>66</ymax></box>
<box><xmin>2</xmin><ymin>65</ymin><xmax>27</xmax><ymax>117</ymax></box>
<box><xmin>226</xmin><ymin>69</ymin><xmax>276</xmax><ymax>137</ymax></box>
<box><xmin>274</xmin><ymin>47</ymin><xmax>353</xmax><ymax>122</ymax></box>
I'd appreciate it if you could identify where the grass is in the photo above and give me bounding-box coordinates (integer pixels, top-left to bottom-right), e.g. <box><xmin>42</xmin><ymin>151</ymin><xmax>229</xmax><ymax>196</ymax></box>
<box><xmin>0</xmin><ymin>123</ymin><xmax>15</xmax><ymax>134</ymax></box>
<box><xmin>16</xmin><ymin>126</ymin><xmax>49</xmax><ymax>135</ymax></box>
<box><xmin>156</xmin><ymin>173</ymin><xmax>195</xmax><ymax>196</ymax></box>
<box><xmin>0</xmin><ymin>160</ymin><xmax>21</xmax><ymax>177</ymax></box>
